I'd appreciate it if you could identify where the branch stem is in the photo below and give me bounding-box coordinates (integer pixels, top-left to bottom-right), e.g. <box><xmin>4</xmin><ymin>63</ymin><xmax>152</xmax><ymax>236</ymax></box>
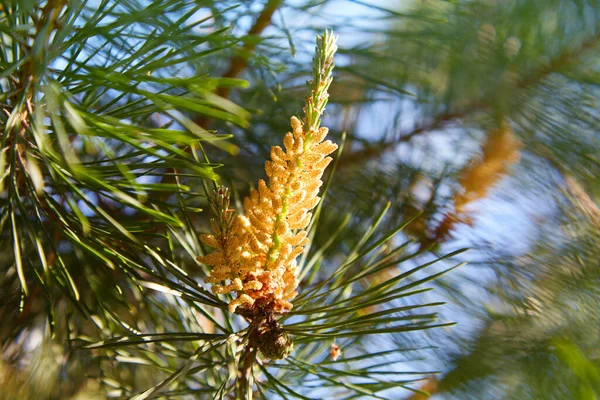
<box><xmin>237</xmin><ymin>328</ymin><xmax>258</xmax><ymax>400</ymax></box>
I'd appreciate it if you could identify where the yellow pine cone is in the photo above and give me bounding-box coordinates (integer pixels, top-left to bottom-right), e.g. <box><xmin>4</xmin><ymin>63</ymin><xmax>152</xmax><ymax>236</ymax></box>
<box><xmin>197</xmin><ymin>116</ymin><xmax>338</xmax><ymax>314</ymax></box>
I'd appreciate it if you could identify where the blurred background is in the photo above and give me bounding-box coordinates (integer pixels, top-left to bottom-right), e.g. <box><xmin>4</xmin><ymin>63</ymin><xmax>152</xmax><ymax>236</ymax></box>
<box><xmin>1</xmin><ymin>0</ymin><xmax>599</xmax><ymax>398</ymax></box>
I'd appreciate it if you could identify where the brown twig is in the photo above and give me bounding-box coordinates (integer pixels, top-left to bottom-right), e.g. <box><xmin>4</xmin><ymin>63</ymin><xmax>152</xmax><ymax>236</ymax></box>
<box><xmin>337</xmin><ymin>106</ymin><xmax>485</xmax><ymax>169</ymax></box>
<box><xmin>196</xmin><ymin>0</ymin><xmax>282</xmax><ymax>127</ymax></box>
<box><xmin>236</xmin><ymin>327</ymin><xmax>259</xmax><ymax>400</ymax></box>
<box><xmin>216</xmin><ymin>0</ymin><xmax>282</xmax><ymax>100</ymax></box>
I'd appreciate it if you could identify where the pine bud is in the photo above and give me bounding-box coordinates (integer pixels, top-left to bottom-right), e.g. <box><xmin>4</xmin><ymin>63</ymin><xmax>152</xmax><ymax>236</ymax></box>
<box><xmin>257</xmin><ymin>325</ymin><xmax>293</xmax><ymax>360</ymax></box>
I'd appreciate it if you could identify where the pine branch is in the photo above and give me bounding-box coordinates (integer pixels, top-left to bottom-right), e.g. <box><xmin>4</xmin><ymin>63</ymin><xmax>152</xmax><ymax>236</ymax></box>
<box><xmin>337</xmin><ymin>31</ymin><xmax>600</xmax><ymax>170</ymax></box>
<box><xmin>154</xmin><ymin>0</ymin><xmax>282</xmax><ymax>199</ymax></box>
<box><xmin>4</xmin><ymin>0</ymin><xmax>68</xmax><ymax>299</ymax></box>
<box><xmin>237</xmin><ymin>328</ymin><xmax>258</xmax><ymax>400</ymax></box>
<box><xmin>178</xmin><ymin>30</ymin><xmax>338</xmax><ymax>398</ymax></box>
<box><xmin>1</xmin><ymin>1</ymin><xmax>249</xmax><ymax>346</ymax></box>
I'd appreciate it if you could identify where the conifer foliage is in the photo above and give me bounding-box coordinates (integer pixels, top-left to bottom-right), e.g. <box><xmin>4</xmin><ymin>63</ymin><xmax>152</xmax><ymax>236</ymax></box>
<box><xmin>1</xmin><ymin>3</ymin><xmax>455</xmax><ymax>398</ymax></box>
<box><xmin>2</xmin><ymin>1</ymin><xmax>599</xmax><ymax>399</ymax></box>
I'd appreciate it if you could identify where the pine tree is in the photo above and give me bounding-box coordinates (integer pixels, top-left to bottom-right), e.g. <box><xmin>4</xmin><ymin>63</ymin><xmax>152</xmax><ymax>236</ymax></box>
<box><xmin>2</xmin><ymin>0</ymin><xmax>599</xmax><ymax>399</ymax></box>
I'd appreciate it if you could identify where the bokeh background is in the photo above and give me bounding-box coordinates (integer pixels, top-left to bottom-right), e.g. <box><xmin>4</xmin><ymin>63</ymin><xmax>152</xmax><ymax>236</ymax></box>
<box><xmin>2</xmin><ymin>0</ymin><xmax>599</xmax><ymax>398</ymax></box>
